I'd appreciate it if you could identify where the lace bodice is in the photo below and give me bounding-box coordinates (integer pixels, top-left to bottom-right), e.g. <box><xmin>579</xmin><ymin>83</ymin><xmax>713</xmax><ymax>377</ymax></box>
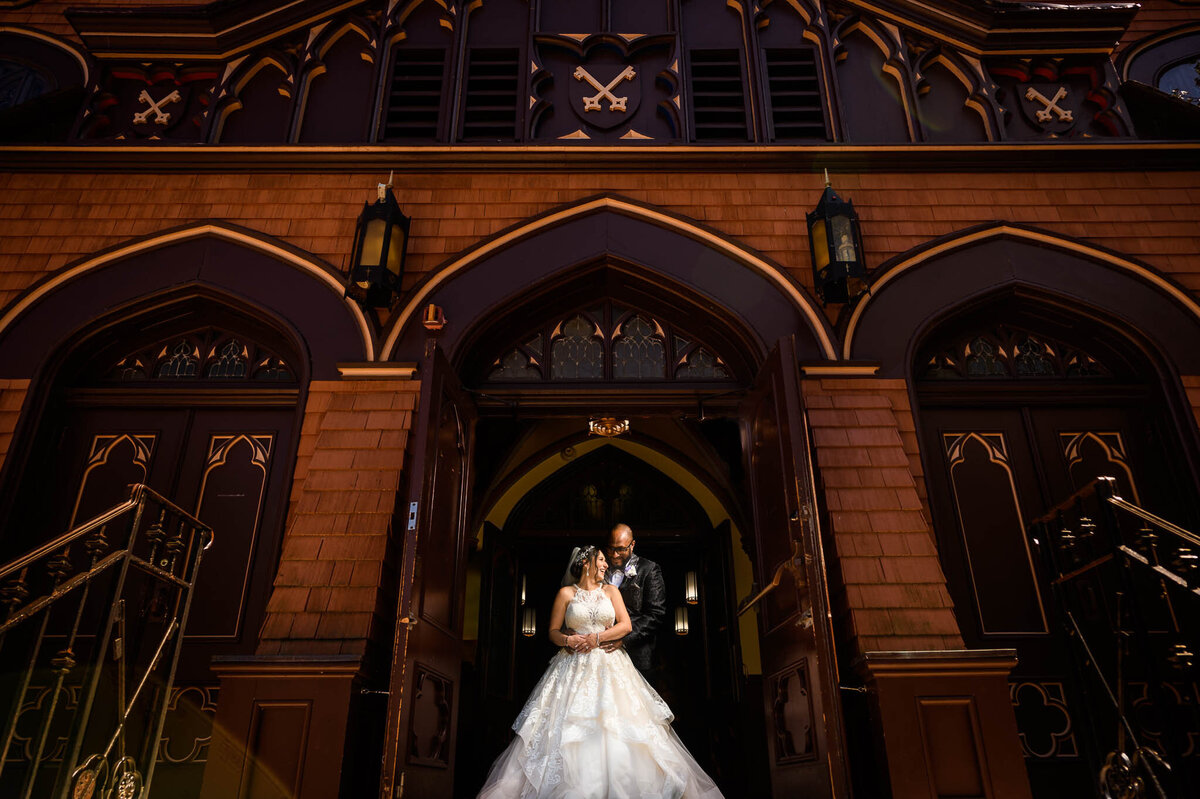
<box><xmin>564</xmin><ymin>585</ymin><xmax>615</xmax><ymax>635</ymax></box>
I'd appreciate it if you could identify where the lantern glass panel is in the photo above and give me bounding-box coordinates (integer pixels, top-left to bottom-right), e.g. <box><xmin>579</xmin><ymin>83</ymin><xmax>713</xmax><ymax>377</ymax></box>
<box><xmin>358</xmin><ymin>218</ymin><xmax>387</xmax><ymax>270</ymax></box>
<box><xmin>674</xmin><ymin>606</ymin><xmax>689</xmax><ymax>635</ymax></box>
<box><xmin>831</xmin><ymin>215</ymin><xmax>856</xmax><ymax>261</ymax></box>
<box><xmin>684</xmin><ymin>571</ymin><xmax>699</xmax><ymax>604</ymax></box>
<box><xmin>385</xmin><ymin>222</ymin><xmax>406</xmax><ymax>278</ymax></box>
<box><xmin>521</xmin><ymin>606</ymin><xmax>537</xmax><ymax>637</ymax></box>
<box><xmin>810</xmin><ymin>218</ymin><xmax>829</xmax><ymax>271</ymax></box>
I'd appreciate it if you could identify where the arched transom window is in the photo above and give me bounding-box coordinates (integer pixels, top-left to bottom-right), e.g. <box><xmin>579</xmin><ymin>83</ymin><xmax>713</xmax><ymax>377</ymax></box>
<box><xmin>920</xmin><ymin>324</ymin><xmax>1110</xmax><ymax>380</ymax></box>
<box><xmin>486</xmin><ymin>302</ymin><xmax>734</xmax><ymax>383</ymax></box>
<box><xmin>105</xmin><ymin>327</ymin><xmax>295</xmax><ymax>383</ymax></box>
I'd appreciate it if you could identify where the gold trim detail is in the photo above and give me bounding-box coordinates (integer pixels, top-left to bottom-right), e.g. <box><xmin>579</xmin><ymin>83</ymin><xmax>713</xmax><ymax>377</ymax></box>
<box><xmin>337</xmin><ymin>363</ymin><xmax>418</xmax><ymax>379</ymax></box>
<box><xmin>843</xmin><ymin>225</ymin><xmax>1200</xmax><ymax>360</ymax></box>
<box><xmin>800</xmin><ymin>364</ymin><xmax>879</xmax><ymax>376</ymax></box>
<box><xmin>188</xmin><ymin>433</ymin><xmax>273</xmax><ymax>640</ymax></box>
<box><xmin>381</xmin><ymin>197</ymin><xmax>836</xmax><ymax>361</ymax></box>
<box><xmin>70</xmin><ymin>434</ymin><xmax>157</xmax><ymax>528</ymax></box>
<box><xmin>0</xmin><ymin>224</ymin><xmax>375</xmax><ymax>361</ymax></box>
<box><xmin>943</xmin><ymin>431</ymin><xmax>1049</xmax><ymax>636</ymax></box>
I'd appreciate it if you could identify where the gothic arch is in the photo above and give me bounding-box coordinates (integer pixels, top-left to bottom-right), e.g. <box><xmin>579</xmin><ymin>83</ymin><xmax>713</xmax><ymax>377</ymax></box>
<box><xmin>843</xmin><ymin>223</ymin><xmax>1200</xmax><ymax>376</ymax></box>
<box><xmin>295</xmin><ymin>17</ymin><xmax>378</xmax><ymax>142</ymax></box>
<box><xmin>381</xmin><ymin>194</ymin><xmax>836</xmax><ymax>362</ymax></box>
<box><xmin>0</xmin><ymin>221</ymin><xmax>375</xmax><ymax>379</ymax></box>
<box><xmin>912</xmin><ymin>46</ymin><xmax>999</xmax><ymax>141</ymax></box>
<box><xmin>0</xmin><ymin>26</ymin><xmax>90</xmax><ymax>87</ymax></box>
<box><xmin>210</xmin><ymin>51</ymin><xmax>297</xmax><ymax>142</ymax></box>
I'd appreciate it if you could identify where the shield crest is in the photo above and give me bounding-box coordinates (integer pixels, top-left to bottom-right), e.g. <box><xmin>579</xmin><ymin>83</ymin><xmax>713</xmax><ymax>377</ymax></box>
<box><xmin>1017</xmin><ymin>83</ymin><xmax>1077</xmax><ymax>135</ymax></box>
<box><xmin>570</xmin><ymin>62</ymin><xmax>641</xmax><ymax>130</ymax></box>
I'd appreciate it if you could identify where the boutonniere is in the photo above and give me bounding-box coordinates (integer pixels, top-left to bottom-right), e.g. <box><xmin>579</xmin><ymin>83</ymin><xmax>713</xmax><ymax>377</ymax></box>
<box><xmin>625</xmin><ymin>563</ymin><xmax>637</xmax><ymax>578</ymax></box>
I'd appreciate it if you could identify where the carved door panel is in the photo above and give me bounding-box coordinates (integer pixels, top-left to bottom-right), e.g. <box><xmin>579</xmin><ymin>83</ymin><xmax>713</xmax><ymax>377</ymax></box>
<box><xmin>26</xmin><ymin>405</ymin><xmax>294</xmax><ymax>798</ymax></box>
<box><xmin>382</xmin><ymin>346</ymin><xmax>477</xmax><ymax>799</ymax></box>
<box><xmin>52</xmin><ymin>408</ymin><xmax>189</xmax><ymax>537</ymax></box>
<box><xmin>921</xmin><ymin>402</ymin><xmax>1169</xmax><ymax>795</ymax></box>
<box><xmin>741</xmin><ymin>337</ymin><xmax>848</xmax><ymax>799</ymax></box>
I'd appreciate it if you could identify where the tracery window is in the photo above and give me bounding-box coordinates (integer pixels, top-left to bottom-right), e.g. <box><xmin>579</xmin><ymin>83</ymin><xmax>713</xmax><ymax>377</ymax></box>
<box><xmin>106</xmin><ymin>328</ymin><xmax>295</xmax><ymax>383</ymax></box>
<box><xmin>486</xmin><ymin>302</ymin><xmax>733</xmax><ymax>383</ymax></box>
<box><xmin>0</xmin><ymin>60</ymin><xmax>51</xmax><ymax>111</ymax></box>
<box><xmin>1158</xmin><ymin>58</ymin><xmax>1200</xmax><ymax>104</ymax></box>
<box><xmin>920</xmin><ymin>325</ymin><xmax>1109</xmax><ymax>380</ymax></box>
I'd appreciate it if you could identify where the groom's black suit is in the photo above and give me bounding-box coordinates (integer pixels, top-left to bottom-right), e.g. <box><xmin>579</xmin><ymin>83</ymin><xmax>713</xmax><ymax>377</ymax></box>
<box><xmin>615</xmin><ymin>557</ymin><xmax>667</xmax><ymax>674</ymax></box>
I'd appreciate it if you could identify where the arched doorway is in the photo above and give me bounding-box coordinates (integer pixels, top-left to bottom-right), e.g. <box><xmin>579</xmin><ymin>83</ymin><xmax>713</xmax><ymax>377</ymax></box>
<box><xmin>380</xmin><ymin>203</ymin><xmax>849</xmax><ymax>798</ymax></box>
<box><xmin>0</xmin><ymin>291</ymin><xmax>304</xmax><ymax>798</ymax></box>
<box><xmin>457</xmin><ymin>444</ymin><xmax>753</xmax><ymax>797</ymax></box>
<box><xmin>913</xmin><ymin>290</ymin><xmax>1200</xmax><ymax>795</ymax></box>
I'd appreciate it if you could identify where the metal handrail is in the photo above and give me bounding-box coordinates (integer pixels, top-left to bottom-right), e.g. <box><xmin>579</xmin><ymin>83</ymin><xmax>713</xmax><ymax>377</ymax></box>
<box><xmin>1106</xmin><ymin>493</ymin><xmax>1200</xmax><ymax>550</ymax></box>
<box><xmin>0</xmin><ymin>484</ymin><xmax>213</xmax><ymax>583</ymax></box>
<box><xmin>0</xmin><ymin>483</ymin><xmax>214</xmax><ymax>799</ymax></box>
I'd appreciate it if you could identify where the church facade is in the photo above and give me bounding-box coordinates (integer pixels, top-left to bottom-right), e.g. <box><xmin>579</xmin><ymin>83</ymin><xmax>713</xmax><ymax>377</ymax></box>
<box><xmin>1</xmin><ymin>1</ymin><xmax>1199</xmax><ymax>797</ymax></box>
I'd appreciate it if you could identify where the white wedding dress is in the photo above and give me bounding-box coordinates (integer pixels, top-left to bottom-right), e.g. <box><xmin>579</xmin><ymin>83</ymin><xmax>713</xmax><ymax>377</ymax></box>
<box><xmin>477</xmin><ymin>584</ymin><xmax>725</xmax><ymax>799</ymax></box>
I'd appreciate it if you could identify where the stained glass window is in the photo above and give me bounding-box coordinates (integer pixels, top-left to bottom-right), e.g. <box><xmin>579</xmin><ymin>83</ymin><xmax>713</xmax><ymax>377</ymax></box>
<box><xmin>551</xmin><ymin>315</ymin><xmax>604</xmax><ymax>380</ymax></box>
<box><xmin>613</xmin><ymin>316</ymin><xmax>665</xmax><ymax>379</ymax></box>
<box><xmin>1013</xmin><ymin>335</ymin><xmax>1055</xmax><ymax>377</ymax></box>
<box><xmin>490</xmin><ymin>349</ymin><xmax>541</xmax><ymax>381</ymax></box>
<box><xmin>921</xmin><ymin>326</ymin><xmax>1111</xmax><ymax>381</ymax></box>
<box><xmin>677</xmin><ymin>347</ymin><xmax>730</xmax><ymax>380</ymax></box>
<box><xmin>0</xmin><ymin>60</ymin><xmax>51</xmax><ymax>111</ymax></box>
<box><xmin>157</xmin><ymin>340</ymin><xmax>200</xmax><ymax>378</ymax></box>
<box><xmin>964</xmin><ymin>338</ymin><xmax>1007</xmax><ymax>377</ymax></box>
<box><xmin>207</xmin><ymin>339</ymin><xmax>248</xmax><ymax>378</ymax></box>
<box><xmin>484</xmin><ymin>302</ymin><xmax>736</xmax><ymax>384</ymax></box>
<box><xmin>107</xmin><ymin>329</ymin><xmax>295</xmax><ymax>383</ymax></box>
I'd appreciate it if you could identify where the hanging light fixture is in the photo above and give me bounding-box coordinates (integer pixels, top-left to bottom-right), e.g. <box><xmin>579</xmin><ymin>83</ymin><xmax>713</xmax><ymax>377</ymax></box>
<box><xmin>345</xmin><ymin>171</ymin><xmax>411</xmax><ymax>308</ymax></box>
<box><xmin>674</xmin><ymin>606</ymin><xmax>689</xmax><ymax>636</ymax></box>
<box><xmin>588</xmin><ymin>418</ymin><xmax>630</xmax><ymax>438</ymax></box>
<box><xmin>806</xmin><ymin>169</ymin><xmax>868</xmax><ymax>306</ymax></box>
<box><xmin>521</xmin><ymin>606</ymin><xmax>537</xmax><ymax>638</ymax></box>
<box><xmin>684</xmin><ymin>571</ymin><xmax>699</xmax><ymax>605</ymax></box>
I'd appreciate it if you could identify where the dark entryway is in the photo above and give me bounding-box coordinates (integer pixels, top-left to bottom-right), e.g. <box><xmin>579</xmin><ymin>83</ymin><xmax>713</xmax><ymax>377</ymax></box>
<box><xmin>457</xmin><ymin>443</ymin><xmax>756</xmax><ymax>797</ymax></box>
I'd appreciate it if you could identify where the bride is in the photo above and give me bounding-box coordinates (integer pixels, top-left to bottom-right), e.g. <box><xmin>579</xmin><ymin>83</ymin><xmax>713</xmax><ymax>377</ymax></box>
<box><xmin>477</xmin><ymin>545</ymin><xmax>724</xmax><ymax>799</ymax></box>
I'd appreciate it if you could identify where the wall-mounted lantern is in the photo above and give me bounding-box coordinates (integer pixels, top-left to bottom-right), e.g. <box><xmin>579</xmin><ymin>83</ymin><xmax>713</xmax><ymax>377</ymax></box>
<box><xmin>806</xmin><ymin>170</ymin><xmax>868</xmax><ymax>306</ymax></box>
<box><xmin>684</xmin><ymin>571</ymin><xmax>699</xmax><ymax>605</ymax></box>
<box><xmin>674</xmin><ymin>606</ymin><xmax>689</xmax><ymax>636</ymax></box>
<box><xmin>521</xmin><ymin>606</ymin><xmax>537</xmax><ymax>638</ymax></box>
<box><xmin>346</xmin><ymin>172</ymin><xmax>411</xmax><ymax>308</ymax></box>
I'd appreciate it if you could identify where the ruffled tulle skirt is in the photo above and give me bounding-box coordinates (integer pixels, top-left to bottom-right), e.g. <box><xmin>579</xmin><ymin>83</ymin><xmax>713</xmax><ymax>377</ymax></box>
<box><xmin>477</xmin><ymin>647</ymin><xmax>724</xmax><ymax>799</ymax></box>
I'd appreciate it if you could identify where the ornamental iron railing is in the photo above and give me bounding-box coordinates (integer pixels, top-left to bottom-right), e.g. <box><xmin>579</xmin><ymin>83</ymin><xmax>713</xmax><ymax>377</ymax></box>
<box><xmin>0</xmin><ymin>484</ymin><xmax>212</xmax><ymax>799</ymax></box>
<box><xmin>1029</xmin><ymin>476</ymin><xmax>1199</xmax><ymax>799</ymax></box>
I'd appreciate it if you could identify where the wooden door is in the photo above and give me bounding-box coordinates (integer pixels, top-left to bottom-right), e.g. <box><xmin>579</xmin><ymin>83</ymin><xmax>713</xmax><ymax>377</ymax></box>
<box><xmin>920</xmin><ymin>400</ymin><xmax>1175</xmax><ymax>795</ymax></box>
<box><xmin>381</xmin><ymin>346</ymin><xmax>477</xmax><ymax>799</ymax></box>
<box><xmin>741</xmin><ymin>337</ymin><xmax>848</xmax><ymax>799</ymax></box>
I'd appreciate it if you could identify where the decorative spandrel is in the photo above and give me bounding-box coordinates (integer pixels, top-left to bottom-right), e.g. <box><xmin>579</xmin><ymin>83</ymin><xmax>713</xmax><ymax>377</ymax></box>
<box><xmin>921</xmin><ymin>326</ymin><xmax>1110</xmax><ymax>381</ymax></box>
<box><xmin>483</xmin><ymin>301</ymin><xmax>735</xmax><ymax>384</ymax></box>
<box><xmin>105</xmin><ymin>329</ymin><xmax>295</xmax><ymax>383</ymax></box>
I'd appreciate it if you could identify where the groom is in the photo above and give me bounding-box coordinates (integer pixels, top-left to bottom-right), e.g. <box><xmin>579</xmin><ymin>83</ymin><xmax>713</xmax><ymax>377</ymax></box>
<box><xmin>601</xmin><ymin>523</ymin><xmax>666</xmax><ymax>677</ymax></box>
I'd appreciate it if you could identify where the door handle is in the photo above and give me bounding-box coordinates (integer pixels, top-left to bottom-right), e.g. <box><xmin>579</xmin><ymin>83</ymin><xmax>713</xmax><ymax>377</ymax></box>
<box><xmin>736</xmin><ymin>540</ymin><xmax>806</xmax><ymax>617</ymax></box>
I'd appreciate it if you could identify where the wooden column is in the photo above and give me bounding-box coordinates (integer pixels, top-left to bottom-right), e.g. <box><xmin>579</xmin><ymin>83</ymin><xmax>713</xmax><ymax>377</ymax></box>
<box><xmin>857</xmin><ymin>649</ymin><xmax>1033</xmax><ymax>799</ymax></box>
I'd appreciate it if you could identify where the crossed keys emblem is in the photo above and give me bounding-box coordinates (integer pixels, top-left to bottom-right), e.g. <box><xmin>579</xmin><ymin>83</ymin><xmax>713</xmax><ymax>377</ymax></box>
<box><xmin>1024</xmin><ymin>85</ymin><xmax>1073</xmax><ymax>123</ymax></box>
<box><xmin>132</xmin><ymin>89</ymin><xmax>182</xmax><ymax>126</ymax></box>
<box><xmin>573</xmin><ymin>65</ymin><xmax>636</xmax><ymax>112</ymax></box>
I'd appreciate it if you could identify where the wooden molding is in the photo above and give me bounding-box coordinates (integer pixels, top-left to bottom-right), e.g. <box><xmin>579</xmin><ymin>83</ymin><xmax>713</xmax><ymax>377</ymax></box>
<box><xmin>337</xmin><ymin>362</ymin><xmax>418</xmax><ymax>379</ymax></box>
<box><xmin>2</xmin><ymin>143</ymin><xmax>1200</xmax><ymax>174</ymax></box>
